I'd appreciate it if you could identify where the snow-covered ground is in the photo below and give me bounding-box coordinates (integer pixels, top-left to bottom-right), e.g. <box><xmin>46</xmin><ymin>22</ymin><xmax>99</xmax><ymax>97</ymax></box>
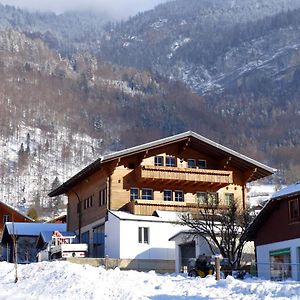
<box><xmin>1</xmin><ymin>261</ymin><xmax>300</xmax><ymax>299</ymax></box>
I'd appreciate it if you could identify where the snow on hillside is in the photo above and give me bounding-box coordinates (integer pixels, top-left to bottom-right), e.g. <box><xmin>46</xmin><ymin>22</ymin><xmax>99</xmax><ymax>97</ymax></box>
<box><xmin>1</xmin><ymin>261</ymin><xmax>300</xmax><ymax>299</ymax></box>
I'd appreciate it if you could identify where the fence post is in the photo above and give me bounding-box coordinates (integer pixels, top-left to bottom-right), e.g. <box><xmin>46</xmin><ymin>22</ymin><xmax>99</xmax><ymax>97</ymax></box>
<box><xmin>213</xmin><ymin>254</ymin><xmax>222</xmax><ymax>281</ymax></box>
<box><xmin>105</xmin><ymin>255</ymin><xmax>109</xmax><ymax>270</ymax></box>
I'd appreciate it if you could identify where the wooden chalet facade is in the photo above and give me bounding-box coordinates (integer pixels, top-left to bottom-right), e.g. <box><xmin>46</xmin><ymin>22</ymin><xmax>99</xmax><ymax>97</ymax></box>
<box><xmin>49</xmin><ymin>131</ymin><xmax>274</xmax><ymax>269</ymax></box>
<box><xmin>0</xmin><ymin>200</ymin><xmax>33</xmax><ymax>237</ymax></box>
<box><xmin>247</xmin><ymin>182</ymin><xmax>300</xmax><ymax>281</ymax></box>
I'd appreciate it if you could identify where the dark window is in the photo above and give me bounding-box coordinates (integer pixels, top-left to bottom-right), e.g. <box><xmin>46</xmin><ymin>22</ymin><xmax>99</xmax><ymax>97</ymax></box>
<box><xmin>141</xmin><ymin>189</ymin><xmax>153</xmax><ymax>200</ymax></box>
<box><xmin>130</xmin><ymin>188</ymin><xmax>139</xmax><ymax>200</ymax></box>
<box><xmin>99</xmin><ymin>188</ymin><xmax>107</xmax><ymax>206</ymax></box>
<box><xmin>154</xmin><ymin>156</ymin><xmax>164</xmax><ymax>166</ymax></box>
<box><xmin>3</xmin><ymin>215</ymin><xmax>10</xmax><ymax>224</ymax></box>
<box><xmin>174</xmin><ymin>190</ymin><xmax>184</xmax><ymax>202</ymax></box>
<box><xmin>164</xmin><ymin>190</ymin><xmax>172</xmax><ymax>201</ymax></box>
<box><xmin>289</xmin><ymin>199</ymin><xmax>300</xmax><ymax>222</ymax></box>
<box><xmin>84</xmin><ymin>195</ymin><xmax>94</xmax><ymax>209</ymax></box>
<box><xmin>187</xmin><ymin>159</ymin><xmax>196</xmax><ymax>168</ymax></box>
<box><xmin>198</xmin><ymin>160</ymin><xmax>207</xmax><ymax>169</ymax></box>
<box><xmin>138</xmin><ymin>227</ymin><xmax>149</xmax><ymax>244</ymax></box>
<box><xmin>224</xmin><ymin>193</ymin><xmax>234</xmax><ymax>205</ymax></box>
<box><xmin>166</xmin><ymin>156</ymin><xmax>176</xmax><ymax>167</ymax></box>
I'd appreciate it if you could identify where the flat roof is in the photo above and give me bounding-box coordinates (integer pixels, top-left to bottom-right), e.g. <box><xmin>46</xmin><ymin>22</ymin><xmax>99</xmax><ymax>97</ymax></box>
<box><xmin>49</xmin><ymin>131</ymin><xmax>275</xmax><ymax>197</ymax></box>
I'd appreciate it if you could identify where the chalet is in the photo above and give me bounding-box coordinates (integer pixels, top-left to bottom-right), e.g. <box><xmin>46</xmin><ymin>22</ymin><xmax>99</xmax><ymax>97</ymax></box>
<box><xmin>49</xmin><ymin>131</ymin><xmax>274</xmax><ymax>272</ymax></box>
<box><xmin>0</xmin><ymin>200</ymin><xmax>33</xmax><ymax>237</ymax></box>
<box><xmin>246</xmin><ymin>182</ymin><xmax>300</xmax><ymax>281</ymax></box>
<box><xmin>1</xmin><ymin>222</ymin><xmax>66</xmax><ymax>263</ymax></box>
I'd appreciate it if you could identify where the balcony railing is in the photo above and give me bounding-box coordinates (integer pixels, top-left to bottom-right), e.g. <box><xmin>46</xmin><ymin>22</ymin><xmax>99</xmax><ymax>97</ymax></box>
<box><xmin>136</xmin><ymin>165</ymin><xmax>233</xmax><ymax>185</ymax></box>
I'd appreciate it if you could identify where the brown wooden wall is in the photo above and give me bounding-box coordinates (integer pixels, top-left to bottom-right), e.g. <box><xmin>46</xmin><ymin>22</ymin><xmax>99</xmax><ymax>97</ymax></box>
<box><xmin>0</xmin><ymin>202</ymin><xmax>32</xmax><ymax>235</ymax></box>
<box><xmin>254</xmin><ymin>196</ymin><xmax>300</xmax><ymax>246</ymax></box>
<box><xmin>67</xmin><ymin>143</ymin><xmax>248</xmax><ymax>231</ymax></box>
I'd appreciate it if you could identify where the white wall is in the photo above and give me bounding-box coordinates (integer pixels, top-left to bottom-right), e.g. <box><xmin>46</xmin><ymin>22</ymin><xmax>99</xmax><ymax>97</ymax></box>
<box><xmin>105</xmin><ymin>213</ymin><xmax>120</xmax><ymax>258</ymax></box>
<box><xmin>256</xmin><ymin>238</ymin><xmax>300</xmax><ymax>280</ymax></box>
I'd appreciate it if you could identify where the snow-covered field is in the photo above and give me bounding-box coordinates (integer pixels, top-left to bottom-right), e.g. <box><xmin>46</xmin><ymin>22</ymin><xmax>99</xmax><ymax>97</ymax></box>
<box><xmin>1</xmin><ymin>261</ymin><xmax>300</xmax><ymax>299</ymax></box>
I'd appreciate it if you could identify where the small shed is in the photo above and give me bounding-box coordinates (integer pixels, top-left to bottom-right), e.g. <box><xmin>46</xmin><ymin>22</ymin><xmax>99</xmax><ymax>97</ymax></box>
<box><xmin>1</xmin><ymin>222</ymin><xmax>66</xmax><ymax>263</ymax></box>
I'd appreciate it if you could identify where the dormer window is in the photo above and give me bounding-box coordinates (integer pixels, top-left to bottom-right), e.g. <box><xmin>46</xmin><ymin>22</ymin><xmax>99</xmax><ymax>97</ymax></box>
<box><xmin>166</xmin><ymin>156</ymin><xmax>176</xmax><ymax>167</ymax></box>
<box><xmin>154</xmin><ymin>156</ymin><xmax>164</xmax><ymax>166</ymax></box>
<box><xmin>187</xmin><ymin>159</ymin><xmax>196</xmax><ymax>168</ymax></box>
<box><xmin>198</xmin><ymin>160</ymin><xmax>207</xmax><ymax>169</ymax></box>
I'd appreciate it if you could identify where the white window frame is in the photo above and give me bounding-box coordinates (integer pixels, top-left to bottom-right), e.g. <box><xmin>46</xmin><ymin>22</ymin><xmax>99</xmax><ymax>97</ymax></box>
<box><xmin>3</xmin><ymin>215</ymin><xmax>10</xmax><ymax>224</ymax></box>
<box><xmin>154</xmin><ymin>156</ymin><xmax>164</xmax><ymax>166</ymax></box>
<box><xmin>166</xmin><ymin>156</ymin><xmax>176</xmax><ymax>167</ymax></box>
<box><xmin>130</xmin><ymin>187</ymin><xmax>139</xmax><ymax>201</ymax></box>
<box><xmin>141</xmin><ymin>188</ymin><xmax>153</xmax><ymax>200</ymax></box>
<box><xmin>138</xmin><ymin>227</ymin><xmax>149</xmax><ymax>244</ymax></box>
<box><xmin>224</xmin><ymin>193</ymin><xmax>234</xmax><ymax>206</ymax></box>
<box><xmin>164</xmin><ymin>190</ymin><xmax>173</xmax><ymax>201</ymax></box>
<box><xmin>174</xmin><ymin>190</ymin><xmax>184</xmax><ymax>202</ymax></box>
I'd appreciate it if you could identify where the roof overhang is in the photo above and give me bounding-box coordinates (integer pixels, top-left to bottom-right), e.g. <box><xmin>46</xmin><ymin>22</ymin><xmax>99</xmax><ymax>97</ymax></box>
<box><xmin>49</xmin><ymin>131</ymin><xmax>275</xmax><ymax>197</ymax></box>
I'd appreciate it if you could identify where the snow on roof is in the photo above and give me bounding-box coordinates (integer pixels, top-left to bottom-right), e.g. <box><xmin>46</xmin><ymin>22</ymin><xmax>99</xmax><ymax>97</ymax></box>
<box><xmin>109</xmin><ymin>210</ymin><xmax>182</xmax><ymax>222</ymax></box>
<box><xmin>271</xmin><ymin>182</ymin><xmax>300</xmax><ymax>199</ymax></box>
<box><xmin>4</xmin><ymin>222</ymin><xmax>66</xmax><ymax>237</ymax></box>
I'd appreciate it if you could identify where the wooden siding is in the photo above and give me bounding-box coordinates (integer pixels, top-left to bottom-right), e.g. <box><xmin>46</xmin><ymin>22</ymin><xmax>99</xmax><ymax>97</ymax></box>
<box><xmin>137</xmin><ymin>165</ymin><xmax>233</xmax><ymax>185</ymax></box>
<box><xmin>254</xmin><ymin>196</ymin><xmax>300</xmax><ymax>246</ymax></box>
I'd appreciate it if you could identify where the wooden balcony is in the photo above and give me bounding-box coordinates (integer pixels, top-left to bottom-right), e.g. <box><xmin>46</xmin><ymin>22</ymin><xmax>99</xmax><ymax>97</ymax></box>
<box><xmin>125</xmin><ymin>199</ymin><xmax>228</xmax><ymax>216</ymax></box>
<box><xmin>136</xmin><ymin>165</ymin><xmax>233</xmax><ymax>188</ymax></box>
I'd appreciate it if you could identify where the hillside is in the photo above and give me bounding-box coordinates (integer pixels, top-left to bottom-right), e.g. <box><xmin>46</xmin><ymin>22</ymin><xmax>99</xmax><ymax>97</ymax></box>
<box><xmin>0</xmin><ymin>29</ymin><xmax>222</xmax><ymax>217</ymax></box>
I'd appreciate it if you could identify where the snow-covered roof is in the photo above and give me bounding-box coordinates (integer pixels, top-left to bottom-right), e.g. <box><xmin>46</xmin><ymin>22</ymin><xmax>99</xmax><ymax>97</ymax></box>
<box><xmin>109</xmin><ymin>210</ymin><xmax>182</xmax><ymax>223</ymax></box>
<box><xmin>49</xmin><ymin>131</ymin><xmax>275</xmax><ymax>197</ymax></box>
<box><xmin>3</xmin><ymin>222</ymin><xmax>66</xmax><ymax>237</ymax></box>
<box><xmin>271</xmin><ymin>182</ymin><xmax>300</xmax><ymax>200</ymax></box>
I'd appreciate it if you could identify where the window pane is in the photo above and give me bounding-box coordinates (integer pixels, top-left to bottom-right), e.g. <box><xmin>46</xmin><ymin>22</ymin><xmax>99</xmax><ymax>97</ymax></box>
<box><xmin>198</xmin><ymin>160</ymin><xmax>207</xmax><ymax>169</ymax></box>
<box><xmin>208</xmin><ymin>192</ymin><xmax>219</xmax><ymax>205</ymax></box>
<box><xmin>138</xmin><ymin>227</ymin><xmax>143</xmax><ymax>243</ymax></box>
<box><xmin>225</xmin><ymin>193</ymin><xmax>234</xmax><ymax>205</ymax></box>
<box><xmin>142</xmin><ymin>189</ymin><xmax>153</xmax><ymax>200</ymax></box>
<box><xmin>130</xmin><ymin>188</ymin><xmax>139</xmax><ymax>200</ymax></box>
<box><xmin>164</xmin><ymin>190</ymin><xmax>172</xmax><ymax>201</ymax></box>
<box><xmin>289</xmin><ymin>199</ymin><xmax>299</xmax><ymax>222</ymax></box>
<box><xmin>196</xmin><ymin>192</ymin><xmax>207</xmax><ymax>204</ymax></box>
<box><xmin>175</xmin><ymin>191</ymin><xmax>184</xmax><ymax>202</ymax></box>
<box><xmin>187</xmin><ymin>159</ymin><xmax>196</xmax><ymax>168</ymax></box>
<box><xmin>166</xmin><ymin>156</ymin><xmax>176</xmax><ymax>167</ymax></box>
<box><xmin>154</xmin><ymin>156</ymin><xmax>164</xmax><ymax>166</ymax></box>
<box><xmin>144</xmin><ymin>228</ymin><xmax>149</xmax><ymax>244</ymax></box>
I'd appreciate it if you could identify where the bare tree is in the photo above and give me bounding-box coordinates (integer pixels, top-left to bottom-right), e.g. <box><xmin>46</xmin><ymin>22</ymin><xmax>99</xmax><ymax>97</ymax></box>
<box><xmin>180</xmin><ymin>196</ymin><xmax>252</xmax><ymax>271</ymax></box>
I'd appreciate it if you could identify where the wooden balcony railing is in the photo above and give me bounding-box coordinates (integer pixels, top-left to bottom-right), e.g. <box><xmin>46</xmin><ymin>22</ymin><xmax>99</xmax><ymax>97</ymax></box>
<box><xmin>137</xmin><ymin>165</ymin><xmax>233</xmax><ymax>185</ymax></box>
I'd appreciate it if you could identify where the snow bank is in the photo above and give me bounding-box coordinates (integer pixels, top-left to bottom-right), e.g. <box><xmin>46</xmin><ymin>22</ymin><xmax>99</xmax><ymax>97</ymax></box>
<box><xmin>1</xmin><ymin>261</ymin><xmax>300</xmax><ymax>299</ymax></box>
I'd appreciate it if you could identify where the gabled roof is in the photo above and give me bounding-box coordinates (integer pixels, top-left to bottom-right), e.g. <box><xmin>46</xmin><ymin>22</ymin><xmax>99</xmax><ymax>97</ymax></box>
<box><xmin>49</xmin><ymin>131</ymin><xmax>275</xmax><ymax>197</ymax></box>
<box><xmin>0</xmin><ymin>200</ymin><xmax>34</xmax><ymax>222</ymax></box>
<box><xmin>1</xmin><ymin>222</ymin><xmax>66</xmax><ymax>244</ymax></box>
<box><xmin>246</xmin><ymin>182</ymin><xmax>300</xmax><ymax>241</ymax></box>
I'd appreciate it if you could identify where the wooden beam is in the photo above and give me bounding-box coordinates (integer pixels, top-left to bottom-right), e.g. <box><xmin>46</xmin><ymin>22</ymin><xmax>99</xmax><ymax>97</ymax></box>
<box><xmin>244</xmin><ymin>168</ymin><xmax>257</xmax><ymax>183</ymax></box>
<box><xmin>221</xmin><ymin>156</ymin><xmax>232</xmax><ymax>169</ymax></box>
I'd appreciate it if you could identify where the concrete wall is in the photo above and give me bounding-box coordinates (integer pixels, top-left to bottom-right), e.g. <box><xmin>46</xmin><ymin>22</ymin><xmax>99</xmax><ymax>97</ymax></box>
<box><xmin>67</xmin><ymin>257</ymin><xmax>175</xmax><ymax>273</ymax></box>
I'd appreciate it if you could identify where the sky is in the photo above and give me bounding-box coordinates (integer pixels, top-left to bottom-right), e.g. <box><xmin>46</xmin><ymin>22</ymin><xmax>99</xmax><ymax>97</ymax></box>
<box><xmin>0</xmin><ymin>0</ymin><xmax>169</xmax><ymax>19</ymax></box>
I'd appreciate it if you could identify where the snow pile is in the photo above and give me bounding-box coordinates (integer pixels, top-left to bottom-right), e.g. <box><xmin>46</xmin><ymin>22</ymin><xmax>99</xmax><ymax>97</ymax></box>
<box><xmin>1</xmin><ymin>261</ymin><xmax>300</xmax><ymax>299</ymax></box>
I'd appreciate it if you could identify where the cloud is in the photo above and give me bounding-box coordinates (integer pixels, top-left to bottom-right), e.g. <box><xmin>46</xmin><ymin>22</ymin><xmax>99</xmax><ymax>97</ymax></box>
<box><xmin>0</xmin><ymin>0</ymin><xmax>169</xmax><ymax>19</ymax></box>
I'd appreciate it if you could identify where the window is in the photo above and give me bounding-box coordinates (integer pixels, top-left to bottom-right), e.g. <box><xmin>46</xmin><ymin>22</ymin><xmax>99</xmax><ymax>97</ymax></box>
<box><xmin>81</xmin><ymin>231</ymin><xmax>89</xmax><ymax>244</ymax></box>
<box><xmin>174</xmin><ymin>190</ymin><xmax>184</xmax><ymax>202</ymax></box>
<box><xmin>207</xmin><ymin>192</ymin><xmax>219</xmax><ymax>205</ymax></box>
<box><xmin>99</xmin><ymin>188</ymin><xmax>107</xmax><ymax>206</ymax></box>
<box><xmin>196</xmin><ymin>192</ymin><xmax>207</xmax><ymax>204</ymax></box>
<box><xmin>187</xmin><ymin>159</ymin><xmax>196</xmax><ymax>168</ymax></box>
<box><xmin>84</xmin><ymin>195</ymin><xmax>94</xmax><ymax>209</ymax></box>
<box><xmin>141</xmin><ymin>189</ymin><xmax>153</xmax><ymax>200</ymax></box>
<box><xmin>164</xmin><ymin>190</ymin><xmax>172</xmax><ymax>201</ymax></box>
<box><xmin>166</xmin><ymin>156</ymin><xmax>176</xmax><ymax>167</ymax></box>
<box><xmin>270</xmin><ymin>248</ymin><xmax>291</xmax><ymax>281</ymax></box>
<box><xmin>3</xmin><ymin>215</ymin><xmax>10</xmax><ymax>224</ymax></box>
<box><xmin>224</xmin><ymin>193</ymin><xmax>234</xmax><ymax>206</ymax></box>
<box><xmin>289</xmin><ymin>199</ymin><xmax>300</xmax><ymax>223</ymax></box>
<box><xmin>138</xmin><ymin>227</ymin><xmax>149</xmax><ymax>244</ymax></box>
<box><xmin>154</xmin><ymin>156</ymin><xmax>164</xmax><ymax>166</ymax></box>
<box><xmin>130</xmin><ymin>188</ymin><xmax>139</xmax><ymax>200</ymax></box>
<box><xmin>198</xmin><ymin>160</ymin><xmax>207</xmax><ymax>169</ymax></box>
